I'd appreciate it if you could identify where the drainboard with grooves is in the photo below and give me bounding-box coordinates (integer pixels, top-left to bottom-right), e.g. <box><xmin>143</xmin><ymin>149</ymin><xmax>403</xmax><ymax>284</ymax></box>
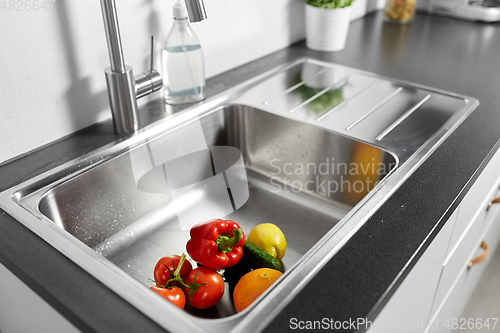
<box><xmin>239</xmin><ymin>58</ymin><xmax>470</xmax><ymax>164</ymax></box>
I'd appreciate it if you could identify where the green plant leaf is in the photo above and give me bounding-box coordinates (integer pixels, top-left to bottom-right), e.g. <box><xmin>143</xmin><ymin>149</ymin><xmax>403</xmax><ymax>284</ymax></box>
<box><xmin>294</xmin><ymin>75</ymin><xmax>345</xmax><ymax>115</ymax></box>
<box><xmin>306</xmin><ymin>0</ymin><xmax>352</xmax><ymax>9</ymax></box>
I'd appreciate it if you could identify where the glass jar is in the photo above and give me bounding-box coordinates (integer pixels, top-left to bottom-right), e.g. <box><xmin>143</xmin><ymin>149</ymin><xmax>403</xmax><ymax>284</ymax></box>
<box><xmin>384</xmin><ymin>0</ymin><xmax>417</xmax><ymax>24</ymax></box>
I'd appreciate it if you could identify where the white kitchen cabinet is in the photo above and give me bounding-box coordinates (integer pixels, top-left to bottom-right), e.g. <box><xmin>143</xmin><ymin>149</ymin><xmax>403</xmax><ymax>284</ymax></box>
<box><xmin>426</xmin><ymin>204</ymin><xmax>500</xmax><ymax>333</ymax></box>
<box><xmin>430</xmin><ymin>155</ymin><xmax>500</xmax><ymax>319</ymax></box>
<box><xmin>426</xmin><ymin>147</ymin><xmax>500</xmax><ymax>333</ymax></box>
<box><xmin>0</xmin><ymin>262</ymin><xmax>80</xmax><ymax>333</ymax></box>
<box><xmin>447</xmin><ymin>146</ymin><xmax>500</xmax><ymax>258</ymax></box>
<box><xmin>369</xmin><ymin>146</ymin><xmax>500</xmax><ymax>333</ymax></box>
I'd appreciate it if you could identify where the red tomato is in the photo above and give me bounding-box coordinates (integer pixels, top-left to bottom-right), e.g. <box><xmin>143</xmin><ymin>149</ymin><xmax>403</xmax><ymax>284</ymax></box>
<box><xmin>184</xmin><ymin>267</ymin><xmax>225</xmax><ymax>309</ymax></box>
<box><xmin>154</xmin><ymin>255</ymin><xmax>193</xmax><ymax>286</ymax></box>
<box><xmin>150</xmin><ymin>285</ymin><xmax>186</xmax><ymax>309</ymax></box>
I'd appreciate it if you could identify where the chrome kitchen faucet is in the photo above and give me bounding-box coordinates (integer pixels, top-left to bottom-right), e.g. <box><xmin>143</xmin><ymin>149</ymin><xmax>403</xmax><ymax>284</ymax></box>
<box><xmin>100</xmin><ymin>0</ymin><xmax>207</xmax><ymax>134</ymax></box>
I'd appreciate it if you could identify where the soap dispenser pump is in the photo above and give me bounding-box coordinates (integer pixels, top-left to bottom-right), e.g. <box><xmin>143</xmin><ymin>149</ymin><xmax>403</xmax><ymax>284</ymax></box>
<box><xmin>162</xmin><ymin>0</ymin><xmax>206</xmax><ymax>104</ymax></box>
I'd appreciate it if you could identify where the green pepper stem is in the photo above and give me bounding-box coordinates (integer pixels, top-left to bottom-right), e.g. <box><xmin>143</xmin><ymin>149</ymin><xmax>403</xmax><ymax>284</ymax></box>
<box><xmin>217</xmin><ymin>228</ymin><xmax>243</xmax><ymax>253</ymax></box>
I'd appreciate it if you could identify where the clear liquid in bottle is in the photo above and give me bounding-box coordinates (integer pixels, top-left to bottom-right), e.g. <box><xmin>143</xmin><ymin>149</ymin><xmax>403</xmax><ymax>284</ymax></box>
<box><xmin>162</xmin><ymin>44</ymin><xmax>205</xmax><ymax>104</ymax></box>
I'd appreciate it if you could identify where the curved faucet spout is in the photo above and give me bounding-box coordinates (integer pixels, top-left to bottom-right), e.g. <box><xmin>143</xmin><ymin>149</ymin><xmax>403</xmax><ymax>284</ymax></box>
<box><xmin>185</xmin><ymin>0</ymin><xmax>207</xmax><ymax>22</ymax></box>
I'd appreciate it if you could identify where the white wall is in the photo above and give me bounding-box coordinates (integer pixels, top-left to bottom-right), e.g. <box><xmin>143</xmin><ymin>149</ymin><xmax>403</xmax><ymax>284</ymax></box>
<box><xmin>0</xmin><ymin>0</ymin><xmax>306</xmax><ymax>164</ymax></box>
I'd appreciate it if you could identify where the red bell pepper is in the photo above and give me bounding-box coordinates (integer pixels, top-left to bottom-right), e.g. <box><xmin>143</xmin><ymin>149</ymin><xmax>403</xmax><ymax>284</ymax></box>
<box><xmin>186</xmin><ymin>219</ymin><xmax>245</xmax><ymax>270</ymax></box>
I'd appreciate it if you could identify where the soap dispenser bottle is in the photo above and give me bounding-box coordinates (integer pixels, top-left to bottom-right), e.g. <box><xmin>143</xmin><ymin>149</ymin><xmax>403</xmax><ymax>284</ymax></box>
<box><xmin>162</xmin><ymin>0</ymin><xmax>206</xmax><ymax>104</ymax></box>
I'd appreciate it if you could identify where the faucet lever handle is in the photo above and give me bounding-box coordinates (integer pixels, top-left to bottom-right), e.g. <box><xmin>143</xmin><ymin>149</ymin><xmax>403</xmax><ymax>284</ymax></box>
<box><xmin>135</xmin><ymin>35</ymin><xmax>163</xmax><ymax>99</ymax></box>
<box><xmin>149</xmin><ymin>35</ymin><xmax>155</xmax><ymax>73</ymax></box>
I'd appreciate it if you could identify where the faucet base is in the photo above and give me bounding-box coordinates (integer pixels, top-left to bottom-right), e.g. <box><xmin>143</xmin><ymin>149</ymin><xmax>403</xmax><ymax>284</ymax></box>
<box><xmin>104</xmin><ymin>65</ymin><xmax>140</xmax><ymax>134</ymax></box>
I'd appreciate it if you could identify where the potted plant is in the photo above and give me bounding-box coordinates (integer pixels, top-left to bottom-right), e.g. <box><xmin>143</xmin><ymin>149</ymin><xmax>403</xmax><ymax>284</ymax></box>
<box><xmin>305</xmin><ymin>0</ymin><xmax>353</xmax><ymax>52</ymax></box>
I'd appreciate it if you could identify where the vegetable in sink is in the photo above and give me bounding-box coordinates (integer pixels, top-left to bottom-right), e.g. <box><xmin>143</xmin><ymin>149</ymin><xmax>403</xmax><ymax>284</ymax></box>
<box><xmin>150</xmin><ymin>219</ymin><xmax>288</xmax><ymax>313</ymax></box>
<box><xmin>186</xmin><ymin>219</ymin><xmax>246</xmax><ymax>270</ymax></box>
<box><xmin>247</xmin><ymin>223</ymin><xmax>286</xmax><ymax>261</ymax></box>
<box><xmin>233</xmin><ymin>268</ymin><xmax>283</xmax><ymax>313</ymax></box>
<box><xmin>150</xmin><ymin>285</ymin><xmax>186</xmax><ymax>309</ymax></box>
<box><xmin>243</xmin><ymin>241</ymin><xmax>282</xmax><ymax>271</ymax></box>
<box><xmin>153</xmin><ymin>255</ymin><xmax>192</xmax><ymax>287</ymax></box>
<box><xmin>151</xmin><ymin>253</ymin><xmax>225</xmax><ymax>310</ymax></box>
<box><xmin>184</xmin><ymin>266</ymin><xmax>225</xmax><ymax>310</ymax></box>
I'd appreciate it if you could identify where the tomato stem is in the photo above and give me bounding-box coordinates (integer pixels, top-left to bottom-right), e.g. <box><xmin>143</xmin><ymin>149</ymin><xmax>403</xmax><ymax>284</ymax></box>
<box><xmin>173</xmin><ymin>254</ymin><xmax>186</xmax><ymax>277</ymax></box>
<box><xmin>149</xmin><ymin>278</ymin><xmax>176</xmax><ymax>289</ymax></box>
<box><xmin>185</xmin><ymin>270</ymin><xmax>208</xmax><ymax>300</ymax></box>
<box><xmin>156</xmin><ymin>253</ymin><xmax>208</xmax><ymax>299</ymax></box>
<box><xmin>162</xmin><ymin>254</ymin><xmax>190</xmax><ymax>290</ymax></box>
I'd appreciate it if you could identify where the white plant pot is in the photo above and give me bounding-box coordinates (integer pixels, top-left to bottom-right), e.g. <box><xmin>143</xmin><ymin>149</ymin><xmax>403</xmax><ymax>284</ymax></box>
<box><xmin>305</xmin><ymin>4</ymin><xmax>352</xmax><ymax>52</ymax></box>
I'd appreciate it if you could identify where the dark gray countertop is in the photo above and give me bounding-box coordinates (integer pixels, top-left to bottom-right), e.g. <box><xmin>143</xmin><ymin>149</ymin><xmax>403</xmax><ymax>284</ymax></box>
<box><xmin>1</xmin><ymin>10</ymin><xmax>500</xmax><ymax>333</ymax></box>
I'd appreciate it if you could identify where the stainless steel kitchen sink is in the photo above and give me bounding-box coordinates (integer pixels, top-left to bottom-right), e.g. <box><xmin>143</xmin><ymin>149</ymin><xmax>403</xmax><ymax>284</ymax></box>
<box><xmin>0</xmin><ymin>58</ymin><xmax>478</xmax><ymax>333</ymax></box>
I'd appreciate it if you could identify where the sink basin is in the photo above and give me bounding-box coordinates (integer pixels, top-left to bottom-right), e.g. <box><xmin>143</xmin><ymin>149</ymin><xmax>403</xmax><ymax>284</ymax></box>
<box><xmin>0</xmin><ymin>58</ymin><xmax>478</xmax><ymax>332</ymax></box>
<box><xmin>38</xmin><ymin>104</ymin><xmax>396</xmax><ymax>319</ymax></box>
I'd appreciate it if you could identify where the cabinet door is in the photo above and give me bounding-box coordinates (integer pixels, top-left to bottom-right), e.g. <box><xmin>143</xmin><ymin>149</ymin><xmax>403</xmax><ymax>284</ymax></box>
<box><xmin>449</xmin><ymin>147</ymin><xmax>500</xmax><ymax>256</ymax></box>
<box><xmin>426</xmin><ymin>205</ymin><xmax>500</xmax><ymax>333</ymax></box>
<box><xmin>0</xmin><ymin>263</ymin><xmax>80</xmax><ymax>333</ymax></box>
<box><xmin>368</xmin><ymin>209</ymin><xmax>457</xmax><ymax>333</ymax></box>
<box><xmin>429</xmin><ymin>146</ymin><xmax>500</xmax><ymax>320</ymax></box>
<box><xmin>431</xmin><ymin>179</ymin><xmax>500</xmax><ymax>318</ymax></box>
